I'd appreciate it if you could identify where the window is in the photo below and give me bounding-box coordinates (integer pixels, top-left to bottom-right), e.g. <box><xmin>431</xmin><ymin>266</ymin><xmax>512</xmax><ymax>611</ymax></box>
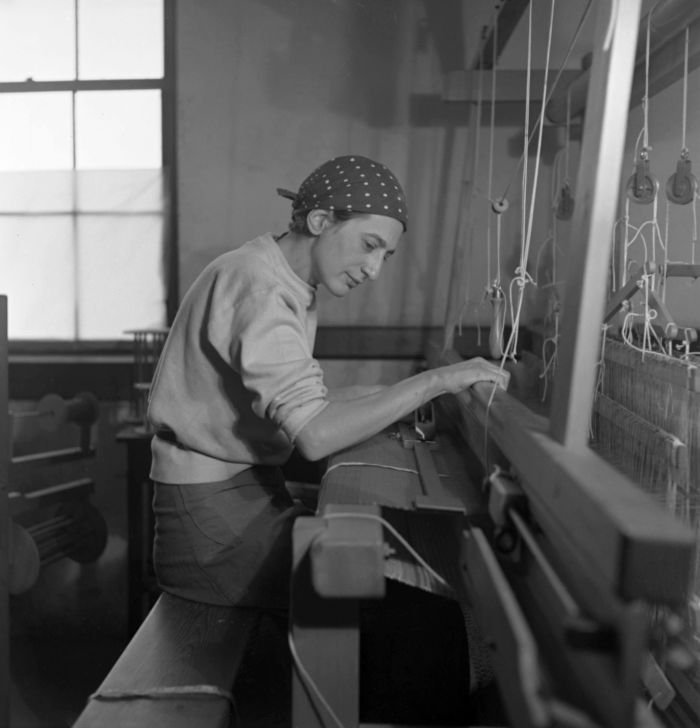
<box><xmin>0</xmin><ymin>0</ymin><xmax>171</xmax><ymax>340</ymax></box>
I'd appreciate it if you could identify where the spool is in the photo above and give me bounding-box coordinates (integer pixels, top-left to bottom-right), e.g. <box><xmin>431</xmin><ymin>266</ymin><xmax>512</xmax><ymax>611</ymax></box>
<box><xmin>9</xmin><ymin>501</ymin><xmax>110</xmax><ymax>591</ymax></box>
<box><xmin>12</xmin><ymin>391</ymin><xmax>99</xmax><ymax>432</ymax></box>
<box><xmin>28</xmin><ymin>501</ymin><xmax>108</xmax><ymax>565</ymax></box>
<box><xmin>8</xmin><ymin>520</ymin><xmax>41</xmax><ymax>595</ymax></box>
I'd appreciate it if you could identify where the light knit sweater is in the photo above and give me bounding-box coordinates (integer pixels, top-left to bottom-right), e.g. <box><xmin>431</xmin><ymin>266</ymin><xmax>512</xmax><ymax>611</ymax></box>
<box><xmin>147</xmin><ymin>233</ymin><xmax>329</xmax><ymax>484</ymax></box>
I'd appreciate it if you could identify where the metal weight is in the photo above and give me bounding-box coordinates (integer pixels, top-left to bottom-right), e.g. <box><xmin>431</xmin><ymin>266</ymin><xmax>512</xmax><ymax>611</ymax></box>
<box><xmin>626</xmin><ymin>151</ymin><xmax>658</xmax><ymax>204</ymax></box>
<box><xmin>666</xmin><ymin>154</ymin><xmax>697</xmax><ymax>205</ymax></box>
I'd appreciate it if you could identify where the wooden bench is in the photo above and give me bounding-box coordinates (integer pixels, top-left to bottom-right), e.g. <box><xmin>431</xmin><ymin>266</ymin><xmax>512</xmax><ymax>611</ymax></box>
<box><xmin>73</xmin><ymin>592</ymin><xmax>260</xmax><ymax>728</ymax></box>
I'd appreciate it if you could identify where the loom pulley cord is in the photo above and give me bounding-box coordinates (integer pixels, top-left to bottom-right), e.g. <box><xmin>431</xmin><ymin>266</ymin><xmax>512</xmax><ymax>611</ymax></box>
<box><xmin>666</xmin><ymin>26</ymin><xmax>697</xmax><ymax>205</ymax></box>
<box><xmin>627</xmin><ymin>11</ymin><xmax>659</xmax><ymax>205</ymax></box>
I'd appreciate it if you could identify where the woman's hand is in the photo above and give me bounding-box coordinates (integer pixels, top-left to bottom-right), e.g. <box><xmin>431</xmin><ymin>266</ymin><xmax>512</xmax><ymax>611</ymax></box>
<box><xmin>437</xmin><ymin>357</ymin><xmax>510</xmax><ymax>395</ymax></box>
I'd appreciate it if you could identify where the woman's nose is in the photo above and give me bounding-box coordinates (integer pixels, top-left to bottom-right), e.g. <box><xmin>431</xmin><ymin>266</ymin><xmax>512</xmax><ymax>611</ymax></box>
<box><xmin>362</xmin><ymin>253</ymin><xmax>382</xmax><ymax>280</ymax></box>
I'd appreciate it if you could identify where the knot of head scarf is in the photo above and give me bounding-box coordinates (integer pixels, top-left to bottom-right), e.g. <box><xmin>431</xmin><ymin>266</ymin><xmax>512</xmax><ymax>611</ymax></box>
<box><xmin>277</xmin><ymin>155</ymin><xmax>408</xmax><ymax>231</ymax></box>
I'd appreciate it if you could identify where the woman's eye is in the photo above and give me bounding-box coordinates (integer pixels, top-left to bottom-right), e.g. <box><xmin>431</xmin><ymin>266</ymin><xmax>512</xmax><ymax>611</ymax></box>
<box><xmin>363</xmin><ymin>240</ymin><xmax>375</xmax><ymax>251</ymax></box>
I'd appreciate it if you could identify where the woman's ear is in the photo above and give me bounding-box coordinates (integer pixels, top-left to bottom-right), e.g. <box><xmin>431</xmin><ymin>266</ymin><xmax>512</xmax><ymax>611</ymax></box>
<box><xmin>307</xmin><ymin>209</ymin><xmax>332</xmax><ymax>236</ymax></box>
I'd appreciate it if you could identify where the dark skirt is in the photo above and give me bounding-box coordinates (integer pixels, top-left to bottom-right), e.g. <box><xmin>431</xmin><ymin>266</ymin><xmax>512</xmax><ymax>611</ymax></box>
<box><xmin>152</xmin><ymin>466</ymin><xmax>308</xmax><ymax>609</ymax></box>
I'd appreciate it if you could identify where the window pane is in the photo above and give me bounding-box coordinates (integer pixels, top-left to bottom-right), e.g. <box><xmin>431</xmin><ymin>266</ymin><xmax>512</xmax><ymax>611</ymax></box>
<box><xmin>0</xmin><ymin>217</ymin><xmax>75</xmax><ymax>339</ymax></box>
<box><xmin>78</xmin><ymin>0</ymin><xmax>164</xmax><ymax>80</ymax></box>
<box><xmin>76</xmin><ymin>169</ymin><xmax>164</xmax><ymax>213</ymax></box>
<box><xmin>77</xmin><ymin>215</ymin><xmax>166</xmax><ymax>339</ymax></box>
<box><xmin>0</xmin><ymin>94</ymin><xmax>73</xmax><ymax>171</ymax></box>
<box><xmin>0</xmin><ymin>171</ymin><xmax>74</xmax><ymax>213</ymax></box>
<box><xmin>0</xmin><ymin>0</ymin><xmax>75</xmax><ymax>82</ymax></box>
<box><xmin>75</xmin><ymin>90</ymin><xmax>162</xmax><ymax>169</ymax></box>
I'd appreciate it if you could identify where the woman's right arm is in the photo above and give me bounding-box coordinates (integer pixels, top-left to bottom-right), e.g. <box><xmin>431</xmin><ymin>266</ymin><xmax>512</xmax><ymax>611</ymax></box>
<box><xmin>293</xmin><ymin>357</ymin><xmax>509</xmax><ymax>462</ymax></box>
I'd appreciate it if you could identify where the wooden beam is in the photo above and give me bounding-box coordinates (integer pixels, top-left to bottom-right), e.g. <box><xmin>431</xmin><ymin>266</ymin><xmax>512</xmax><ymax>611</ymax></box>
<box><xmin>603</xmin><ymin>263</ymin><xmax>655</xmax><ymax>323</ymax></box>
<box><xmin>430</xmin><ymin>347</ymin><xmax>695</xmax><ymax>608</ymax></box>
<box><xmin>547</xmin><ymin>3</ymin><xmax>700</xmax><ymax>122</ymax></box>
<box><xmin>662</xmin><ymin>262</ymin><xmax>700</xmax><ymax>279</ymax></box>
<box><xmin>421</xmin><ymin>0</ymin><xmax>464</xmax><ymax>73</ymax></box>
<box><xmin>0</xmin><ymin>297</ymin><xmax>8</xmax><ymax>728</ymax></box>
<box><xmin>628</xmin><ymin>5</ymin><xmax>700</xmax><ymax>107</ymax></box>
<box><xmin>443</xmin><ymin>69</ymin><xmax>581</xmax><ymax>103</ymax></box>
<box><xmin>549</xmin><ymin>0</ymin><xmax>644</xmax><ymax>450</ymax></box>
<box><xmin>478</xmin><ymin>0</ymin><xmax>531</xmax><ymax>70</ymax></box>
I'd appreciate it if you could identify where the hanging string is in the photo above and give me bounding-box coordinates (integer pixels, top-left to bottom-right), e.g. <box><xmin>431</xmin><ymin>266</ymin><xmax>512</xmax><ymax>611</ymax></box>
<box><xmin>502</xmin><ymin>0</ymin><xmax>556</xmax><ymax>361</ymax></box>
<box><xmin>693</xmin><ymin>196</ymin><xmax>698</xmax><ymax>264</ymax></box>
<box><xmin>457</xmin><ymin>29</ymin><xmax>488</xmax><ymax>332</ymax></box>
<box><xmin>486</xmin><ymin>8</ymin><xmax>499</xmax><ymax>287</ymax></box>
<box><xmin>564</xmin><ymin>88</ymin><xmax>571</xmax><ymax>186</ymax></box>
<box><xmin>643</xmin><ymin>11</ymin><xmax>652</xmax><ymax>151</ymax></box>
<box><xmin>498</xmin><ymin>0</ymin><xmax>594</xmax><ymax>205</ymax></box>
<box><xmin>662</xmin><ymin>199</ymin><xmax>670</xmax><ymax>301</ymax></box>
<box><xmin>479</xmin><ymin>0</ymin><xmax>557</xmax><ymax>470</ymax></box>
<box><xmin>682</xmin><ymin>26</ymin><xmax>689</xmax><ymax>154</ymax></box>
<box><xmin>540</xmin><ymin>305</ymin><xmax>560</xmax><ymax>402</ymax></box>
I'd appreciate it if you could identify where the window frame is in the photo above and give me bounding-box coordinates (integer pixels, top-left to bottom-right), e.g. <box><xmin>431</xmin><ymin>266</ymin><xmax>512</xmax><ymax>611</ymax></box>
<box><xmin>1</xmin><ymin>0</ymin><xmax>177</xmax><ymax>357</ymax></box>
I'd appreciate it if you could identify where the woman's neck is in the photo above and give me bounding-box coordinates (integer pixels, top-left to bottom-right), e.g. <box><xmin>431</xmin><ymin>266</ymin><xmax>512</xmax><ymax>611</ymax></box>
<box><xmin>275</xmin><ymin>230</ymin><xmax>315</xmax><ymax>285</ymax></box>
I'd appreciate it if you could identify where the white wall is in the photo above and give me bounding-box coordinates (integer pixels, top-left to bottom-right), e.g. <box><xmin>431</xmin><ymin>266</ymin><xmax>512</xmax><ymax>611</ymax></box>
<box><xmin>174</xmin><ymin>0</ymin><xmax>543</xmax><ymax>332</ymax></box>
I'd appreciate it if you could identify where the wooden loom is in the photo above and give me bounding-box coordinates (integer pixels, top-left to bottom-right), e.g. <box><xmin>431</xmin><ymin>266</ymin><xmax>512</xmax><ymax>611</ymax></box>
<box><xmin>290</xmin><ymin>2</ymin><xmax>697</xmax><ymax>728</ymax></box>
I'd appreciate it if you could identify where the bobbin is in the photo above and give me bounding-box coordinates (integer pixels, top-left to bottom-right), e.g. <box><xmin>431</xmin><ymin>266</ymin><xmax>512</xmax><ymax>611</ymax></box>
<box><xmin>8</xmin><ymin>502</ymin><xmax>108</xmax><ymax>595</ymax></box>
<box><xmin>12</xmin><ymin>391</ymin><xmax>99</xmax><ymax>432</ymax></box>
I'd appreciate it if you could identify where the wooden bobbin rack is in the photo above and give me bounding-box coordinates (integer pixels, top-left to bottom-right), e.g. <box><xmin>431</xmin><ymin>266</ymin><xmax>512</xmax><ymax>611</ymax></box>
<box><xmin>7</xmin><ymin>391</ymin><xmax>107</xmax><ymax>595</ymax></box>
<box><xmin>124</xmin><ymin>328</ymin><xmax>168</xmax><ymax>430</ymax></box>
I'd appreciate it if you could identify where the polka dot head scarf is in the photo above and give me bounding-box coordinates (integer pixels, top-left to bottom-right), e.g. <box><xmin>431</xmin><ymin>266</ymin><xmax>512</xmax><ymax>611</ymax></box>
<box><xmin>277</xmin><ymin>155</ymin><xmax>408</xmax><ymax>231</ymax></box>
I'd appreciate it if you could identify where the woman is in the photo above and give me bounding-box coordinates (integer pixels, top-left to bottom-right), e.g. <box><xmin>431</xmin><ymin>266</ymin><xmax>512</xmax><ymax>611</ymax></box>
<box><xmin>147</xmin><ymin>154</ymin><xmax>508</xmax><ymax>609</ymax></box>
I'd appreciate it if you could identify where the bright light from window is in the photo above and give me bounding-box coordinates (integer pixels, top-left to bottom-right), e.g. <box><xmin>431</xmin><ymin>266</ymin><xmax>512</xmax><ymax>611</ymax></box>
<box><xmin>0</xmin><ymin>93</ymin><xmax>73</xmax><ymax>171</ymax></box>
<box><xmin>0</xmin><ymin>1</ymin><xmax>167</xmax><ymax>340</ymax></box>
<box><xmin>0</xmin><ymin>216</ymin><xmax>76</xmax><ymax>339</ymax></box>
<box><xmin>0</xmin><ymin>0</ymin><xmax>75</xmax><ymax>82</ymax></box>
<box><xmin>78</xmin><ymin>0</ymin><xmax>164</xmax><ymax>80</ymax></box>
<box><xmin>75</xmin><ymin>90</ymin><xmax>162</xmax><ymax>169</ymax></box>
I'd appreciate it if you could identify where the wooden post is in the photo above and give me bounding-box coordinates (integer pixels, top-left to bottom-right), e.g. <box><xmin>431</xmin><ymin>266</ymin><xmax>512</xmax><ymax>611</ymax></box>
<box><xmin>549</xmin><ymin>0</ymin><xmax>644</xmax><ymax>450</ymax></box>
<box><xmin>0</xmin><ymin>296</ymin><xmax>9</xmax><ymax>727</ymax></box>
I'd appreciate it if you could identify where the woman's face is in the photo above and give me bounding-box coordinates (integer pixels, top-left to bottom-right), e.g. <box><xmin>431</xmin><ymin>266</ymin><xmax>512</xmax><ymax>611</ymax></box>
<box><xmin>310</xmin><ymin>213</ymin><xmax>403</xmax><ymax>297</ymax></box>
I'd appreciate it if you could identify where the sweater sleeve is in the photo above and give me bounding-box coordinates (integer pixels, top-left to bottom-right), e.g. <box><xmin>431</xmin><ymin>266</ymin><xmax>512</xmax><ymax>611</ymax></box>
<box><xmin>208</xmin><ymin>286</ymin><xmax>328</xmax><ymax>443</ymax></box>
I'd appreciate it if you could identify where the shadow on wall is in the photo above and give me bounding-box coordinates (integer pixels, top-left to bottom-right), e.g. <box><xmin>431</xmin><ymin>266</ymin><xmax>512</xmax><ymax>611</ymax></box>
<box><xmin>259</xmin><ymin>0</ymin><xmax>406</xmax><ymax>128</ymax></box>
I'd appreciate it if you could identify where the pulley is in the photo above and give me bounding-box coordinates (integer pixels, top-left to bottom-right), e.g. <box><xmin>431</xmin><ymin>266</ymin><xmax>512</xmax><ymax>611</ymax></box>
<box><xmin>491</xmin><ymin>197</ymin><xmax>509</xmax><ymax>214</ymax></box>
<box><xmin>626</xmin><ymin>149</ymin><xmax>658</xmax><ymax>204</ymax></box>
<box><xmin>665</xmin><ymin>150</ymin><xmax>697</xmax><ymax>205</ymax></box>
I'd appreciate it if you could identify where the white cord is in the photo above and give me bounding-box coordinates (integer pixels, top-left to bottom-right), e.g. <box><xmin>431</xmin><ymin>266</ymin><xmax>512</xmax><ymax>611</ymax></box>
<box><xmin>288</xmin><ymin>510</ymin><xmax>455</xmax><ymax>728</ymax></box>
<box><xmin>323</xmin><ymin>461</ymin><xmax>449</xmax><ymax>480</ymax></box>
<box><xmin>322</xmin><ymin>511</ymin><xmax>453</xmax><ymax>593</ymax></box>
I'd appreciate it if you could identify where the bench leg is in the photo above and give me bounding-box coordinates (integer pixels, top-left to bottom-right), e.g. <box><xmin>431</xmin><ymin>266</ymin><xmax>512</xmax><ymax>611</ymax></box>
<box><xmin>290</xmin><ymin>517</ymin><xmax>361</xmax><ymax>728</ymax></box>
